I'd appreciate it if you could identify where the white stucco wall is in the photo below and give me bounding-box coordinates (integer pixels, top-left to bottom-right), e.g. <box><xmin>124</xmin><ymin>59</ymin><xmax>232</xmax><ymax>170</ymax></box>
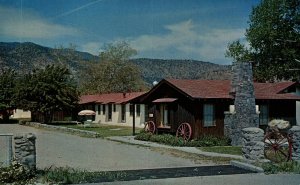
<box><xmin>93</xmin><ymin>103</ymin><xmax>145</xmax><ymax>128</ymax></box>
<box><xmin>11</xmin><ymin>109</ymin><xmax>31</xmax><ymax>119</ymax></box>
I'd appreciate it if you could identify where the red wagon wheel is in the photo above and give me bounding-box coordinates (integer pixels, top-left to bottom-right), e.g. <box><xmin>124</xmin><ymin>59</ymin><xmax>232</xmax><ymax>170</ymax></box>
<box><xmin>144</xmin><ymin>121</ymin><xmax>156</xmax><ymax>134</ymax></box>
<box><xmin>176</xmin><ymin>122</ymin><xmax>192</xmax><ymax>141</ymax></box>
<box><xmin>264</xmin><ymin>130</ymin><xmax>292</xmax><ymax>163</ymax></box>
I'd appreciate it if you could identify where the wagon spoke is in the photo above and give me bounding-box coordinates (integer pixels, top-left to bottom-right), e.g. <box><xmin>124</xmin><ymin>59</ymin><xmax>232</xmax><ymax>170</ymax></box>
<box><xmin>265</xmin><ymin>142</ymin><xmax>272</xmax><ymax>147</ymax></box>
<box><xmin>278</xmin><ymin>149</ymin><xmax>288</xmax><ymax>158</ymax></box>
<box><xmin>267</xmin><ymin>137</ymin><xmax>274</xmax><ymax>145</ymax></box>
<box><xmin>277</xmin><ymin>138</ymin><xmax>288</xmax><ymax>146</ymax></box>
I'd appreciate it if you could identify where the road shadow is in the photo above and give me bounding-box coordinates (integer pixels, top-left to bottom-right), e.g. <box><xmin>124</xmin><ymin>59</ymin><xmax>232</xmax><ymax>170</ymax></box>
<box><xmin>94</xmin><ymin>165</ymin><xmax>256</xmax><ymax>183</ymax></box>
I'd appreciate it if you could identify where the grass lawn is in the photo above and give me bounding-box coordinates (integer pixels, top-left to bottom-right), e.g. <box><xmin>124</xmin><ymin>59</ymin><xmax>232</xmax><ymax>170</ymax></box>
<box><xmin>199</xmin><ymin>146</ymin><xmax>242</xmax><ymax>156</ymax></box>
<box><xmin>65</xmin><ymin>124</ymin><xmax>142</xmax><ymax>138</ymax></box>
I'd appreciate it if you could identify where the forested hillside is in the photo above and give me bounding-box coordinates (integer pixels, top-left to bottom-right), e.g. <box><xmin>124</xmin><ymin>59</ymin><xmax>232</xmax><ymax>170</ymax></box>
<box><xmin>132</xmin><ymin>58</ymin><xmax>231</xmax><ymax>84</ymax></box>
<box><xmin>0</xmin><ymin>42</ymin><xmax>231</xmax><ymax>84</ymax></box>
<box><xmin>0</xmin><ymin>42</ymin><xmax>97</xmax><ymax>74</ymax></box>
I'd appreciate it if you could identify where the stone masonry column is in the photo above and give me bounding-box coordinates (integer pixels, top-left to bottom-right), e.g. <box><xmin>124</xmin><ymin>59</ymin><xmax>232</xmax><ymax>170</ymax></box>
<box><xmin>14</xmin><ymin>133</ymin><xmax>36</xmax><ymax>171</ymax></box>
<box><xmin>230</xmin><ymin>62</ymin><xmax>259</xmax><ymax>146</ymax></box>
<box><xmin>224</xmin><ymin>111</ymin><xmax>233</xmax><ymax>137</ymax></box>
<box><xmin>242</xmin><ymin>127</ymin><xmax>265</xmax><ymax>162</ymax></box>
<box><xmin>289</xmin><ymin>126</ymin><xmax>300</xmax><ymax>161</ymax></box>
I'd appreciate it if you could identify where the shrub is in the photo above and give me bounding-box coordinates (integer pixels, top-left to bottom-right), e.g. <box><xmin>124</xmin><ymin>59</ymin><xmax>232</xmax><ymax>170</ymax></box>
<box><xmin>42</xmin><ymin>166</ymin><xmax>91</xmax><ymax>184</ymax></box>
<box><xmin>0</xmin><ymin>161</ymin><xmax>35</xmax><ymax>184</ymax></box>
<box><xmin>42</xmin><ymin>166</ymin><xmax>127</xmax><ymax>184</ymax></box>
<box><xmin>134</xmin><ymin>132</ymin><xmax>152</xmax><ymax>141</ymax></box>
<box><xmin>189</xmin><ymin>135</ymin><xmax>230</xmax><ymax>147</ymax></box>
<box><xmin>262</xmin><ymin>161</ymin><xmax>300</xmax><ymax>174</ymax></box>
<box><xmin>134</xmin><ymin>133</ymin><xmax>230</xmax><ymax>147</ymax></box>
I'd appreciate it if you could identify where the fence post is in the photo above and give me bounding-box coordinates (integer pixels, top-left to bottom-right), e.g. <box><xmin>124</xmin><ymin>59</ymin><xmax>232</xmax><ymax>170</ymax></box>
<box><xmin>14</xmin><ymin>133</ymin><xmax>36</xmax><ymax>171</ymax></box>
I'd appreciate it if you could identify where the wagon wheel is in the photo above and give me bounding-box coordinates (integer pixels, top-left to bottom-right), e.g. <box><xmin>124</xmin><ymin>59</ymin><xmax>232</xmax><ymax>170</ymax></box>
<box><xmin>176</xmin><ymin>122</ymin><xmax>192</xmax><ymax>141</ymax></box>
<box><xmin>144</xmin><ymin>121</ymin><xmax>156</xmax><ymax>134</ymax></box>
<box><xmin>264</xmin><ymin>130</ymin><xmax>292</xmax><ymax>163</ymax></box>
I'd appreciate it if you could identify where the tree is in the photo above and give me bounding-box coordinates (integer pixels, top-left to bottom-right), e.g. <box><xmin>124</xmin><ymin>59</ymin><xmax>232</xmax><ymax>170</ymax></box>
<box><xmin>14</xmin><ymin>65</ymin><xmax>79</xmax><ymax>123</ymax></box>
<box><xmin>0</xmin><ymin>68</ymin><xmax>16</xmax><ymax>121</ymax></box>
<box><xmin>226</xmin><ymin>0</ymin><xmax>300</xmax><ymax>82</ymax></box>
<box><xmin>79</xmin><ymin>41</ymin><xmax>145</xmax><ymax>94</ymax></box>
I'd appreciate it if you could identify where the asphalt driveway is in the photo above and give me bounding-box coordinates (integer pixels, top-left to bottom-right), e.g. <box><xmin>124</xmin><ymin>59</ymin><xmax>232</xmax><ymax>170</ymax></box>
<box><xmin>0</xmin><ymin>124</ymin><xmax>211</xmax><ymax>171</ymax></box>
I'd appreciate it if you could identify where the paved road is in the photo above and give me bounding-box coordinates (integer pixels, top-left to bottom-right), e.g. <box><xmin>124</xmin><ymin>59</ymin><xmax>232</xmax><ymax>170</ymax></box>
<box><xmin>0</xmin><ymin>124</ymin><xmax>212</xmax><ymax>171</ymax></box>
<box><xmin>81</xmin><ymin>173</ymin><xmax>300</xmax><ymax>185</ymax></box>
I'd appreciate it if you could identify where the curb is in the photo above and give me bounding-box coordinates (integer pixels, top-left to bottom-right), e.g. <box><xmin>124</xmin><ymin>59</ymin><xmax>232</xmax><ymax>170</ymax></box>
<box><xmin>230</xmin><ymin>160</ymin><xmax>264</xmax><ymax>173</ymax></box>
<box><xmin>22</xmin><ymin>122</ymin><xmax>101</xmax><ymax>138</ymax></box>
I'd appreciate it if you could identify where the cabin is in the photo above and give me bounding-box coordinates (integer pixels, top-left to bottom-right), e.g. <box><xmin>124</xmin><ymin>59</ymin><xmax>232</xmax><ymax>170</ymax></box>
<box><xmin>131</xmin><ymin>79</ymin><xmax>300</xmax><ymax>139</ymax></box>
<box><xmin>10</xmin><ymin>109</ymin><xmax>31</xmax><ymax>120</ymax></box>
<box><xmin>79</xmin><ymin>92</ymin><xmax>146</xmax><ymax>128</ymax></box>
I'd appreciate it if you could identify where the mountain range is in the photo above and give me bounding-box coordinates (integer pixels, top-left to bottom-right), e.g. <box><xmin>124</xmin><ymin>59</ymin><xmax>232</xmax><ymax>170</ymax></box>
<box><xmin>0</xmin><ymin>42</ymin><xmax>232</xmax><ymax>84</ymax></box>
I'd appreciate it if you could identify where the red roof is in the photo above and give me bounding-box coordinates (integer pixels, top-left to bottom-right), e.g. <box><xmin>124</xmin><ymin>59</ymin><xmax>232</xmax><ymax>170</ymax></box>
<box><xmin>165</xmin><ymin>79</ymin><xmax>300</xmax><ymax>100</ymax></box>
<box><xmin>80</xmin><ymin>92</ymin><xmax>146</xmax><ymax>104</ymax></box>
<box><xmin>166</xmin><ymin>79</ymin><xmax>231</xmax><ymax>99</ymax></box>
<box><xmin>79</xmin><ymin>94</ymin><xmax>102</xmax><ymax>104</ymax></box>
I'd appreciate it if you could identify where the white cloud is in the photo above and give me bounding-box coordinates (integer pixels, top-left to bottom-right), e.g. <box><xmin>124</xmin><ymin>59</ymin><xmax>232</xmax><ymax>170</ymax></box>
<box><xmin>0</xmin><ymin>6</ymin><xmax>78</xmax><ymax>39</ymax></box>
<box><xmin>81</xmin><ymin>42</ymin><xmax>103</xmax><ymax>55</ymax></box>
<box><xmin>130</xmin><ymin>20</ymin><xmax>246</xmax><ymax>64</ymax></box>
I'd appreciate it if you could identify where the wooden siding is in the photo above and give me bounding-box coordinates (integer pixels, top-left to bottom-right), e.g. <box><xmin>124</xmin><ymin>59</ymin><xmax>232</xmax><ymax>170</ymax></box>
<box><xmin>145</xmin><ymin>99</ymin><xmax>231</xmax><ymax>138</ymax></box>
<box><xmin>194</xmin><ymin>100</ymin><xmax>230</xmax><ymax>138</ymax></box>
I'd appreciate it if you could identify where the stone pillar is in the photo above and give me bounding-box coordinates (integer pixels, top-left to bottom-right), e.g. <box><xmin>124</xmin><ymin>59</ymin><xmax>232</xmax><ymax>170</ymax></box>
<box><xmin>224</xmin><ymin>111</ymin><xmax>234</xmax><ymax>137</ymax></box>
<box><xmin>14</xmin><ymin>133</ymin><xmax>36</xmax><ymax>171</ymax></box>
<box><xmin>229</xmin><ymin>62</ymin><xmax>259</xmax><ymax>146</ymax></box>
<box><xmin>242</xmin><ymin>127</ymin><xmax>265</xmax><ymax>162</ymax></box>
<box><xmin>289</xmin><ymin>126</ymin><xmax>300</xmax><ymax>161</ymax></box>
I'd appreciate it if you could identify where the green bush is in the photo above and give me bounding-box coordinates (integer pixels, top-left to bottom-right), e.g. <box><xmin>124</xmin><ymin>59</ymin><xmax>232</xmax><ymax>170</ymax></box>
<box><xmin>262</xmin><ymin>161</ymin><xmax>300</xmax><ymax>174</ymax></box>
<box><xmin>42</xmin><ymin>166</ymin><xmax>127</xmax><ymax>184</ymax></box>
<box><xmin>134</xmin><ymin>133</ymin><xmax>230</xmax><ymax>147</ymax></box>
<box><xmin>188</xmin><ymin>135</ymin><xmax>230</xmax><ymax>147</ymax></box>
<box><xmin>134</xmin><ymin>132</ymin><xmax>152</xmax><ymax>141</ymax></box>
<box><xmin>42</xmin><ymin>167</ymin><xmax>93</xmax><ymax>184</ymax></box>
<box><xmin>0</xmin><ymin>161</ymin><xmax>35</xmax><ymax>184</ymax></box>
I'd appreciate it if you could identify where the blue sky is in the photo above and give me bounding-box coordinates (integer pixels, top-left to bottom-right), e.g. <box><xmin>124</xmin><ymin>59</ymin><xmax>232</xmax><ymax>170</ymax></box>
<box><xmin>0</xmin><ymin>0</ymin><xmax>260</xmax><ymax>65</ymax></box>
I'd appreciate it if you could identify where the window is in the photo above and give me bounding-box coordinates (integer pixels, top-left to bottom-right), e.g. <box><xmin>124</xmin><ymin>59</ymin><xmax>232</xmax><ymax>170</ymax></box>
<box><xmin>102</xmin><ymin>104</ymin><xmax>106</xmax><ymax>115</ymax></box>
<box><xmin>129</xmin><ymin>104</ymin><xmax>134</xmax><ymax>116</ymax></box>
<box><xmin>108</xmin><ymin>104</ymin><xmax>112</xmax><ymax>121</ymax></box>
<box><xmin>121</xmin><ymin>104</ymin><xmax>126</xmax><ymax>122</ymax></box>
<box><xmin>97</xmin><ymin>105</ymin><xmax>101</xmax><ymax>115</ymax></box>
<box><xmin>136</xmin><ymin>104</ymin><xmax>141</xmax><ymax>117</ymax></box>
<box><xmin>160</xmin><ymin>104</ymin><xmax>170</xmax><ymax>127</ymax></box>
<box><xmin>113</xmin><ymin>104</ymin><xmax>116</xmax><ymax>112</ymax></box>
<box><xmin>259</xmin><ymin>105</ymin><xmax>269</xmax><ymax>125</ymax></box>
<box><xmin>203</xmin><ymin>104</ymin><xmax>215</xmax><ymax>127</ymax></box>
